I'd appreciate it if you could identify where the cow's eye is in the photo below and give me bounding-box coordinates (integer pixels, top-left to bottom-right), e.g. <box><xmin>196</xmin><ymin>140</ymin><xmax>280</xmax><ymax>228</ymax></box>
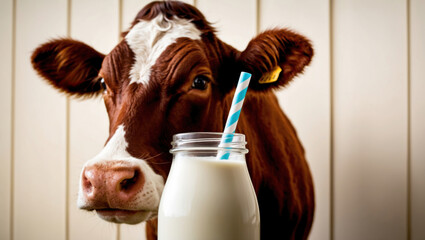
<box><xmin>100</xmin><ymin>78</ymin><xmax>107</xmax><ymax>92</ymax></box>
<box><xmin>191</xmin><ymin>76</ymin><xmax>209</xmax><ymax>90</ymax></box>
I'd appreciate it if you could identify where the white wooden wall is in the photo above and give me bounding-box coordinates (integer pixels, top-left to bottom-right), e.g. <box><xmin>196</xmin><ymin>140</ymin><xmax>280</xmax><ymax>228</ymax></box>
<box><xmin>1</xmin><ymin>0</ymin><xmax>424</xmax><ymax>239</ymax></box>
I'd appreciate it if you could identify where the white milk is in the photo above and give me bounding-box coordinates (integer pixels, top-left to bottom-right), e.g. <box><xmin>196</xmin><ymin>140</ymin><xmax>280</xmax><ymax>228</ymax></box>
<box><xmin>158</xmin><ymin>156</ymin><xmax>260</xmax><ymax>240</ymax></box>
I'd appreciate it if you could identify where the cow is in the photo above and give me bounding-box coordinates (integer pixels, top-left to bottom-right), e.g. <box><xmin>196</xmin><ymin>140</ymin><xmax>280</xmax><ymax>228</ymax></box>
<box><xmin>31</xmin><ymin>1</ymin><xmax>314</xmax><ymax>239</ymax></box>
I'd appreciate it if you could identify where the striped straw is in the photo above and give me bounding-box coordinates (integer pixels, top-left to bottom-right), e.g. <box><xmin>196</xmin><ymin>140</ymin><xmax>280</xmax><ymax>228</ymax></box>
<box><xmin>218</xmin><ymin>72</ymin><xmax>251</xmax><ymax>160</ymax></box>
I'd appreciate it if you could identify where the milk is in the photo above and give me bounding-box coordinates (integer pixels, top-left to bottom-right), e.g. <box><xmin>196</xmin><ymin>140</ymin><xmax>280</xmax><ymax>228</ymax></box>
<box><xmin>158</xmin><ymin>156</ymin><xmax>260</xmax><ymax>240</ymax></box>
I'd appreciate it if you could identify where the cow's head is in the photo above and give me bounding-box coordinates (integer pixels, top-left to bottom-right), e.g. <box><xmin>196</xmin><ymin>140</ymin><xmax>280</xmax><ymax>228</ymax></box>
<box><xmin>31</xmin><ymin>1</ymin><xmax>313</xmax><ymax>225</ymax></box>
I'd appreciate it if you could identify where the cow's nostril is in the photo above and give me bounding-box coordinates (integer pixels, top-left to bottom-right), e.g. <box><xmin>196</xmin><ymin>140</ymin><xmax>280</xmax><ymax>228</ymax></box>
<box><xmin>82</xmin><ymin>170</ymin><xmax>93</xmax><ymax>193</ymax></box>
<box><xmin>119</xmin><ymin>169</ymin><xmax>142</xmax><ymax>193</ymax></box>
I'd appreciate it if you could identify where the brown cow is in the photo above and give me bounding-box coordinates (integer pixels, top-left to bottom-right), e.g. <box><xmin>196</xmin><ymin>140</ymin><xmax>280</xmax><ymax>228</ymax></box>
<box><xmin>31</xmin><ymin>1</ymin><xmax>314</xmax><ymax>239</ymax></box>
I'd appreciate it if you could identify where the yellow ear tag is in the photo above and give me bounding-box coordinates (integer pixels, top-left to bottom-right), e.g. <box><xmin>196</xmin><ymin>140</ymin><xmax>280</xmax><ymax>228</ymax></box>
<box><xmin>259</xmin><ymin>66</ymin><xmax>282</xmax><ymax>84</ymax></box>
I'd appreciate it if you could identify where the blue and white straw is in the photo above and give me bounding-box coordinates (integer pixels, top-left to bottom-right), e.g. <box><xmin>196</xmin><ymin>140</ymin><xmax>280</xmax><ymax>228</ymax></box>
<box><xmin>218</xmin><ymin>72</ymin><xmax>251</xmax><ymax>160</ymax></box>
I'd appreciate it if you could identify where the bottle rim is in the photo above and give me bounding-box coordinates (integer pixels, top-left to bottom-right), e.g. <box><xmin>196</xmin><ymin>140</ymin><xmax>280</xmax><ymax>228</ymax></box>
<box><xmin>170</xmin><ymin>132</ymin><xmax>248</xmax><ymax>154</ymax></box>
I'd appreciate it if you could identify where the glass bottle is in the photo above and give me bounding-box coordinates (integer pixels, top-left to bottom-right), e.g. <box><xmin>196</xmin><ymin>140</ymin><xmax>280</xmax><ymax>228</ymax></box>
<box><xmin>158</xmin><ymin>132</ymin><xmax>260</xmax><ymax>240</ymax></box>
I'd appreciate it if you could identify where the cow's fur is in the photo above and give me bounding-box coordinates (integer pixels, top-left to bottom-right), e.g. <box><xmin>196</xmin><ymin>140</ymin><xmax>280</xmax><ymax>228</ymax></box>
<box><xmin>31</xmin><ymin>1</ymin><xmax>314</xmax><ymax>239</ymax></box>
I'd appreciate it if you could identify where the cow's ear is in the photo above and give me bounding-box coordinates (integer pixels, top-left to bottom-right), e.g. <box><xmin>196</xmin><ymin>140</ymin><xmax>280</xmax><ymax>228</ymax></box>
<box><xmin>238</xmin><ymin>28</ymin><xmax>313</xmax><ymax>91</ymax></box>
<box><xmin>31</xmin><ymin>38</ymin><xmax>105</xmax><ymax>97</ymax></box>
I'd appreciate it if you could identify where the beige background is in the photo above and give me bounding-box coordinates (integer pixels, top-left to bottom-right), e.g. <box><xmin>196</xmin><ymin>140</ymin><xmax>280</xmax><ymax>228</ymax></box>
<box><xmin>1</xmin><ymin>0</ymin><xmax>424</xmax><ymax>239</ymax></box>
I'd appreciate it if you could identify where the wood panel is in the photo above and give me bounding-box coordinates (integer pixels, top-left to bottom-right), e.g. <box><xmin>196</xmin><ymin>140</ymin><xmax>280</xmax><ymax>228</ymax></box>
<box><xmin>0</xmin><ymin>0</ymin><xmax>13</xmax><ymax>239</ymax></box>
<box><xmin>14</xmin><ymin>0</ymin><xmax>68</xmax><ymax>239</ymax></box>
<box><xmin>69</xmin><ymin>0</ymin><xmax>119</xmax><ymax>239</ymax></box>
<box><xmin>196</xmin><ymin>0</ymin><xmax>256</xmax><ymax>51</ymax></box>
<box><xmin>410</xmin><ymin>0</ymin><xmax>425</xmax><ymax>239</ymax></box>
<box><xmin>260</xmin><ymin>0</ymin><xmax>331</xmax><ymax>239</ymax></box>
<box><xmin>333</xmin><ymin>0</ymin><xmax>408</xmax><ymax>239</ymax></box>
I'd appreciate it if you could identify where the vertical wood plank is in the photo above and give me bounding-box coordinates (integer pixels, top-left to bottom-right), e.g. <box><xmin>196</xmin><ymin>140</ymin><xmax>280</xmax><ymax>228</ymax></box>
<box><xmin>196</xmin><ymin>0</ymin><xmax>256</xmax><ymax>51</ymax></box>
<box><xmin>14</xmin><ymin>0</ymin><xmax>68</xmax><ymax>239</ymax></box>
<box><xmin>68</xmin><ymin>0</ymin><xmax>119</xmax><ymax>239</ymax></box>
<box><xmin>410</xmin><ymin>0</ymin><xmax>425</xmax><ymax>239</ymax></box>
<box><xmin>0</xmin><ymin>0</ymin><xmax>13</xmax><ymax>239</ymax></box>
<box><xmin>260</xmin><ymin>1</ymin><xmax>331</xmax><ymax>239</ymax></box>
<box><xmin>333</xmin><ymin>0</ymin><xmax>408</xmax><ymax>239</ymax></box>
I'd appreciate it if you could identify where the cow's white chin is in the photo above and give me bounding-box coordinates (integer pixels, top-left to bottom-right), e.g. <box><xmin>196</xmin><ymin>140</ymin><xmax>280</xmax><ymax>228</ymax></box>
<box><xmin>96</xmin><ymin>209</ymin><xmax>156</xmax><ymax>224</ymax></box>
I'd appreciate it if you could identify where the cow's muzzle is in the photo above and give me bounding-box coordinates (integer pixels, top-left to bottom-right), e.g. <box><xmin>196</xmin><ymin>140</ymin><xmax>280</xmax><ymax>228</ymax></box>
<box><xmin>77</xmin><ymin>159</ymin><xmax>164</xmax><ymax>224</ymax></box>
<box><xmin>81</xmin><ymin>165</ymin><xmax>145</xmax><ymax>207</ymax></box>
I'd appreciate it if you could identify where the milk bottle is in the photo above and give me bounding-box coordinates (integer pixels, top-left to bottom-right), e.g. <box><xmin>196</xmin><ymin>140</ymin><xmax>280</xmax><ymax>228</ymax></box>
<box><xmin>158</xmin><ymin>132</ymin><xmax>260</xmax><ymax>240</ymax></box>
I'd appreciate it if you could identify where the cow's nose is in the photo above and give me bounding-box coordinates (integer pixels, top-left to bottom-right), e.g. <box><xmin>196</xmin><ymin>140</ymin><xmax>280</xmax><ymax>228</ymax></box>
<box><xmin>81</xmin><ymin>165</ymin><xmax>145</xmax><ymax>206</ymax></box>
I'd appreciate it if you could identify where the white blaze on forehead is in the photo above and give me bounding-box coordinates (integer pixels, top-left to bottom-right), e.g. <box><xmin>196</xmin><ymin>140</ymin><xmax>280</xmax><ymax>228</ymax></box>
<box><xmin>125</xmin><ymin>13</ymin><xmax>202</xmax><ymax>85</ymax></box>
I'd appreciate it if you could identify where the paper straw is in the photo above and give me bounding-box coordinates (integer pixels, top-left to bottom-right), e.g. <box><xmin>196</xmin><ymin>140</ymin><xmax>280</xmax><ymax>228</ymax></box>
<box><xmin>218</xmin><ymin>72</ymin><xmax>251</xmax><ymax>160</ymax></box>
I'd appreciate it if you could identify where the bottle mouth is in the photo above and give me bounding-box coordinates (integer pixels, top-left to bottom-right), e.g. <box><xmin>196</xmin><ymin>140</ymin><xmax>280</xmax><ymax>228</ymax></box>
<box><xmin>170</xmin><ymin>132</ymin><xmax>248</xmax><ymax>154</ymax></box>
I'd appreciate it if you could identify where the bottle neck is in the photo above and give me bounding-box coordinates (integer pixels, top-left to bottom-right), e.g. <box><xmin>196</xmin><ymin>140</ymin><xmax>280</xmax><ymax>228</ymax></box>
<box><xmin>170</xmin><ymin>132</ymin><xmax>248</xmax><ymax>156</ymax></box>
